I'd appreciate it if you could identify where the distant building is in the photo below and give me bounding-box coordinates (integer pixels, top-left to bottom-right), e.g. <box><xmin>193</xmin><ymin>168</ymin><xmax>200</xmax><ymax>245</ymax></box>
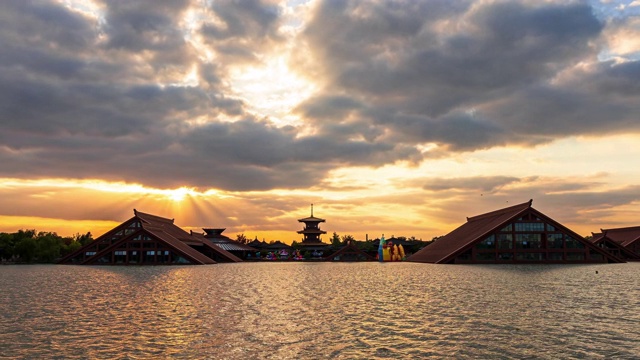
<box><xmin>201</xmin><ymin>228</ymin><xmax>257</xmax><ymax>260</ymax></box>
<box><xmin>296</xmin><ymin>204</ymin><xmax>330</xmax><ymax>252</ymax></box>
<box><xmin>590</xmin><ymin>226</ymin><xmax>640</xmax><ymax>261</ymax></box>
<box><xmin>408</xmin><ymin>200</ymin><xmax>623</xmax><ymax>264</ymax></box>
<box><xmin>58</xmin><ymin>210</ymin><xmax>241</xmax><ymax>265</ymax></box>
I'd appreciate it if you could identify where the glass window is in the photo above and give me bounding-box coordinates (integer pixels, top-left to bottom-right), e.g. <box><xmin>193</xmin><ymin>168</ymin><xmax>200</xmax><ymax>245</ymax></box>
<box><xmin>501</xmin><ymin>224</ymin><xmax>512</xmax><ymax>232</ymax></box>
<box><xmin>515</xmin><ymin>223</ymin><xmax>545</xmax><ymax>232</ymax></box>
<box><xmin>546</xmin><ymin>224</ymin><xmax>556</xmax><ymax>231</ymax></box>
<box><xmin>516</xmin><ymin>253</ymin><xmax>545</xmax><ymax>261</ymax></box>
<box><xmin>589</xmin><ymin>251</ymin><xmax>604</xmax><ymax>261</ymax></box>
<box><xmin>456</xmin><ymin>249</ymin><xmax>472</xmax><ymax>262</ymax></box>
<box><xmin>173</xmin><ymin>255</ymin><xmax>191</xmax><ymax>264</ymax></box>
<box><xmin>498</xmin><ymin>253</ymin><xmax>513</xmax><ymax>261</ymax></box>
<box><xmin>498</xmin><ymin>234</ymin><xmax>513</xmax><ymax>249</ymax></box>
<box><xmin>476</xmin><ymin>253</ymin><xmax>495</xmax><ymax>261</ymax></box>
<box><xmin>548</xmin><ymin>252</ymin><xmax>563</xmax><ymax>261</ymax></box>
<box><xmin>515</xmin><ymin>234</ymin><xmax>542</xmax><ymax>249</ymax></box>
<box><xmin>85</xmin><ymin>251</ymin><xmax>96</xmax><ymax>256</ymax></box>
<box><xmin>565</xmin><ymin>237</ymin><xmax>584</xmax><ymax>249</ymax></box>
<box><xmin>547</xmin><ymin>234</ymin><xmax>564</xmax><ymax>249</ymax></box>
<box><xmin>475</xmin><ymin>235</ymin><xmax>495</xmax><ymax>250</ymax></box>
<box><xmin>566</xmin><ymin>252</ymin><xmax>585</xmax><ymax>261</ymax></box>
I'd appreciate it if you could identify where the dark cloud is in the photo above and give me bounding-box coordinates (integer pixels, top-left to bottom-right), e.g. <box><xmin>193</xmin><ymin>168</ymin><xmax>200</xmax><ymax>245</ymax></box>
<box><xmin>297</xmin><ymin>0</ymin><xmax>634</xmax><ymax>152</ymax></box>
<box><xmin>0</xmin><ymin>0</ymin><xmax>638</xmax><ymax>194</ymax></box>
<box><xmin>200</xmin><ymin>0</ymin><xmax>283</xmax><ymax>62</ymax></box>
<box><xmin>422</xmin><ymin>176</ymin><xmax>521</xmax><ymax>192</ymax></box>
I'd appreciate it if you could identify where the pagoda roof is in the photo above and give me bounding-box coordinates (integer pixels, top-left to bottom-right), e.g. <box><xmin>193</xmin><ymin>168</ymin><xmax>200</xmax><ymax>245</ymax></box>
<box><xmin>298</xmin><ymin>240</ymin><xmax>329</xmax><ymax>247</ymax></box>
<box><xmin>297</xmin><ymin>228</ymin><xmax>327</xmax><ymax>234</ymax></box>
<box><xmin>298</xmin><ymin>216</ymin><xmax>325</xmax><ymax>223</ymax></box>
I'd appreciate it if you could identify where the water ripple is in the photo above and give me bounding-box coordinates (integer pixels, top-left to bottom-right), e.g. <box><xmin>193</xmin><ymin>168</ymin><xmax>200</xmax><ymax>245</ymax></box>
<box><xmin>1</xmin><ymin>263</ymin><xmax>639</xmax><ymax>359</ymax></box>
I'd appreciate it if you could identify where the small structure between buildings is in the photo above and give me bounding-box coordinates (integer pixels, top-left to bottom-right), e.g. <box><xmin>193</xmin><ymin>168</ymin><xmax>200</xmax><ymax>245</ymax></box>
<box><xmin>407</xmin><ymin>200</ymin><xmax>624</xmax><ymax>264</ymax></box>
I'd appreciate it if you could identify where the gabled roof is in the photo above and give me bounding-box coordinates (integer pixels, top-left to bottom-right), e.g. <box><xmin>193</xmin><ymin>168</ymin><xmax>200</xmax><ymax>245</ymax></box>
<box><xmin>264</xmin><ymin>241</ymin><xmax>292</xmax><ymax>250</ymax></box>
<box><xmin>590</xmin><ymin>232</ymin><xmax>640</xmax><ymax>260</ymax></box>
<box><xmin>325</xmin><ymin>242</ymin><xmax>375</xmax><ymax>261</ymax></box>
<box><xmin>596</xmin><ymin>226</ymin><xmax>640</xmax><ymax>247</ymax></box>
<box><xmin>59</xmin><ymin>210</ymin><xmax>242</xmax><ymax>264</ymax></box>
<box><xmin>142</xmin><ymin>224</ymin><xmax>216</xmax><ymax>265</ymax></box>
<box><xmin>408</xmin><ymin>200</ymin><xmax>533</xmax><ymax>263</ymax></box>
<box><xmin>200</xmin><ymin>228</ymin><xmax>257</xmax><ymax>252</ymax></box>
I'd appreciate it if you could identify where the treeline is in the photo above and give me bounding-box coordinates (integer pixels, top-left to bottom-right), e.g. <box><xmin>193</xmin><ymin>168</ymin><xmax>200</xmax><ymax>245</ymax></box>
<box><xmin>0</xmin><ymin>230</ymin><xmax>93</xmax><ymax>264</ymax></box>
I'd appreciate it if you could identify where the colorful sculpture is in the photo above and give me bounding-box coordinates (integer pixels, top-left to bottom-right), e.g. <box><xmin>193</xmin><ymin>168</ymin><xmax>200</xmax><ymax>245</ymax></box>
<box><xmin>378</xmin><ymin>235</ymin><xmax>386</xmax><ymax>263</ymax></box>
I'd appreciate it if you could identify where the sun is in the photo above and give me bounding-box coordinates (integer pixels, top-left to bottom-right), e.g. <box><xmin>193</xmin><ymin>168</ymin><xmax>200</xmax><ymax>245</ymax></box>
<box><xmin>167</xmin><ymin>187</ymin><xmax>196</xmax><ymax>202</ymax></box>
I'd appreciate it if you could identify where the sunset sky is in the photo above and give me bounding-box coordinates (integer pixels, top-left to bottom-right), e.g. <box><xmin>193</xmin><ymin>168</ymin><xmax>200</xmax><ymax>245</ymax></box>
<box><xmin>1</xmin><ymin>0</ymin><xmax>639</xmax><ymax>244</ymax></box>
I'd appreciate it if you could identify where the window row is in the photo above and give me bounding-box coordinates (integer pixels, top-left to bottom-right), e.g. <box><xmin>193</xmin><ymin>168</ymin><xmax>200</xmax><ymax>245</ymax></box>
<box><xmin>463</xmin><ymin>251</ymin><xmax>603</xmax><ymax>262</ymax></box>
<box><xmin>476</xmin><ymin>234</ymin><xmax>585</xmax><ymax>250</ymax></box>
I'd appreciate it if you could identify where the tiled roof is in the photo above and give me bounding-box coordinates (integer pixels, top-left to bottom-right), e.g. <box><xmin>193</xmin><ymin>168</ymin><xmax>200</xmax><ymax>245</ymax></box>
<box><xmin>298</xmin><ymin>216</ymin><xmax>325</xmax><ymax>222</ymax></box>
<box><xmin>297</xmin><ymin>228</ymin><xmax>327</xmax><ymax>234</ymax></box>
<box><xmin>408</xmin><ymin>200</ymin><xmax>532</xmax><ymax>263</ymax></box>
<box><xmin>143</xmin><ymin>224</ymin><xmax>216</xmax><ymax>265</ymax></box>
<box><xmin>325</xmin><ymin>242</ymin><xmax>374</xmax><ymax>261</ymax></box>
<box><xmin>589</xmin><ymin>233</ymin><xmax>639</xmax><ymax>260</ymax></box>
<box><xmin>213</xmin><ymin>242</ymin><xmax>255</xmax><ymax>252</ymax></box>
<box><xmin>597</xmin><ymin>226</ymin><xmax>640</xmax><ymax>247</ymax></box>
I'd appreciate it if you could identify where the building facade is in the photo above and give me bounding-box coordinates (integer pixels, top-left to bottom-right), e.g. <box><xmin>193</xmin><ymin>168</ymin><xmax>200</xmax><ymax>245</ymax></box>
<box><xmin>408</xmin><ymin>200</ymin><xmax>623</xmax><ymax>264</ymax></box>
<box><xmin>58</xmin><ymin>210</ymin><xmax>241</xmax><ymax>265</ymax></box>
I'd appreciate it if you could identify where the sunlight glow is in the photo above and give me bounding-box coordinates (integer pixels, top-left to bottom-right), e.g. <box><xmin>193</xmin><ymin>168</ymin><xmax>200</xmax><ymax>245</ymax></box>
<box><xmin>0</xmin><ymin>178</ymin><xmax>206</xmax><ymax>203</ymax></box>
<box><xmin>228</xmin><ymin>54</ymin><xmax>317</xmax><ymax>125</ymax></box>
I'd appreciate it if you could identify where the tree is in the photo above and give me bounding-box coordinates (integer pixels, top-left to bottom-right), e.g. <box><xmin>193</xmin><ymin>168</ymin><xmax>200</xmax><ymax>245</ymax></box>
<box><xmin>0</xmin><ymin>232</ymin><xmax>16</xmax><ymax>260</ymax></box>
<box><xmin>15</xmin><ymin>237</ymin><xmax>37</xmax><ymax>263</ymax></box>
<box><xmin>35</xmin><ymin>232</ymin><xmax>62</xmax><ymax>263</ymax></box>
<box><xmin>73</xmin><ymin>232</ymin><xmax>93</xmax><ymax>246</ymax></box>
<box><xmin>341</xmin><ymin>234</ymin><xmax>355</xmax><ymax>244</ymax></box>
<box><xmin>331</xmin><ymin>232</ymin><xmax>341</xmax><ymax>247</ymax></box>
<box><xmin>235</xmin><ymin>233</ymin><xmax>248</xmax><ymax>244</ymax></box>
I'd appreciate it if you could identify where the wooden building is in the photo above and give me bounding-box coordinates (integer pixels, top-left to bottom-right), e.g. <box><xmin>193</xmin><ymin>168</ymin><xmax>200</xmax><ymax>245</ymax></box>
<box><xmin>296</xmin><ymin>204</ymin><xmax>330</xmax><ymax>252</ymax></box>
<box><xmin>201</xmin><ymin>228</ymin><xmax>257</xmax><ymax>260</ymax></box>
<box><xmin>408</xmin><ymin>200</ymin><xmax>623</xmax><ymax>264</ymax></box>
<box><xmin>325</xmin><ymin>241</ymin><xmax>375</xmax><ymax>262</ymax></box>
<box><xmin>590</xmin><ymin>227</ymin><xmax>640</xmax><ymax>261</ymax></box>
<box><xmin>58</xmin><ymin>210</ymin><xmax>241</xmax><ymax>265</ymax></box>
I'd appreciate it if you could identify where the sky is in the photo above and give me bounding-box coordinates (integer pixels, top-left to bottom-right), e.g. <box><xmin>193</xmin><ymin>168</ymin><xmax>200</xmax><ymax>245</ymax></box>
<box><xmin>1</xmin><ymin>0</ymin><xmax>639</xmax><ymax>244</ymax></box>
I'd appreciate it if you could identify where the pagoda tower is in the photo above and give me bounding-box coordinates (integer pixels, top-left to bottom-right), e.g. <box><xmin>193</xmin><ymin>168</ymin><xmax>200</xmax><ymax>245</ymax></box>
<box><xmin>297</xmin><ymin>204</ymin><xmax>329</xmax><ymax>249</ymax></box>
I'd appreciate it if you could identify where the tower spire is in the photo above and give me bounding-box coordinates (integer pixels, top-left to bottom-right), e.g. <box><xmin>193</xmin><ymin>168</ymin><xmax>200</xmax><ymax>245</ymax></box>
<box><xmin>311</xmin><ymin>203</ymin><xmax>313</xmax><ymax>217</ymax></box>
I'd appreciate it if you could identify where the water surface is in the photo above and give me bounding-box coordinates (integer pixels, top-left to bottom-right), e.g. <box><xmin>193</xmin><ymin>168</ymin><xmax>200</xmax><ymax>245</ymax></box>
<box><xmin>1</xmin><ymin>262</ymin><xmax>639</xmax><ymax>359</ymax></box>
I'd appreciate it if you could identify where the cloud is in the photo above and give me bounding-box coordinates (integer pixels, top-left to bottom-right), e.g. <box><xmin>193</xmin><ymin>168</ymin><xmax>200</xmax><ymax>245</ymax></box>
<box><xmin>422</xmin><ymin>176</ymin><xmax>521</xmax><ymax>192</ymax></box>
<box><xmin>0</xmin><ymin>0</ymin><xmax>639</xmax><ymax>195</ymax></box>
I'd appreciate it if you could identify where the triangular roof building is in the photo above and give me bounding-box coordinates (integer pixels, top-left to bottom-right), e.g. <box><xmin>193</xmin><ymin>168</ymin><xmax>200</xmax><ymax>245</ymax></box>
<box><xmin>408</xmin><ymin>200</ymin><xmax>622</xmax><ymax>264</ymax></box>
<box><xmin>590</xmin><ymin>226</ymin><xmax>640</xmax><ymax>261</ymax></box>
<box><xmin>59</xmin><ymin>210</ymin><xmax>241</xmax><ymax>265</ymax></box>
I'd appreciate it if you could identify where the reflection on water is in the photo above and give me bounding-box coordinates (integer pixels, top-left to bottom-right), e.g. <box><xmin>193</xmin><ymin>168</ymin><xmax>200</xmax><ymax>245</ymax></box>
<box><xmin>1</xmin><ymin>263</ymin><xmax>639</xmax><ymax>359</ymax></box>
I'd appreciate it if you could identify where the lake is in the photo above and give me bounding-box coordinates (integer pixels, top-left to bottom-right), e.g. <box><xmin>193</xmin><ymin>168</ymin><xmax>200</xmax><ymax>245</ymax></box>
<box><xmin>1</xmin><ymin>262</ymin><xmax>639</xmax><ymax>359</ymax></box>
